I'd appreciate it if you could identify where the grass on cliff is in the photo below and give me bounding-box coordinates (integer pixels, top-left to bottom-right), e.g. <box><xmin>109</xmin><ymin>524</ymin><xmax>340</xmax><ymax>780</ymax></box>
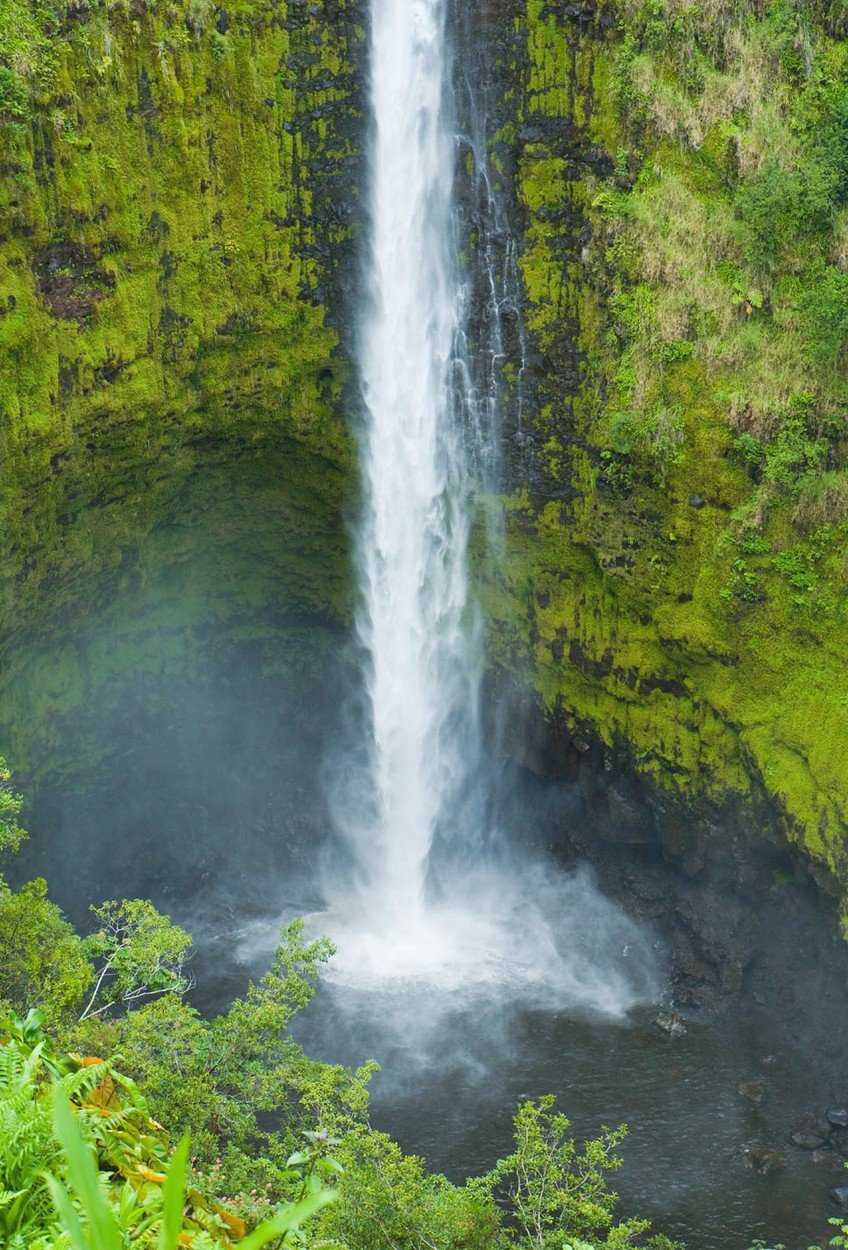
<box><xmin>597</xmin><ymin>0</ymin><xmax>848</xmax><ymax>554</ymax></box>
<box><xmin>505</xmin><ymin>0</ymin><xmax>848</xmax><ymax>880</ymax></box>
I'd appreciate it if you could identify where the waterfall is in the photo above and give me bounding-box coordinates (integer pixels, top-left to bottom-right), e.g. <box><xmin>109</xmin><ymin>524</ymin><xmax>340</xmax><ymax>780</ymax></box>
<box><xmin>353</xmin><ymin>0</ymin><xmax>478</xmax><ymax>930</ymax></box>
<box><xmin>316</xmin><ymin>0</ymin><xmax>660</xmax><ymax>1014</ymax></box>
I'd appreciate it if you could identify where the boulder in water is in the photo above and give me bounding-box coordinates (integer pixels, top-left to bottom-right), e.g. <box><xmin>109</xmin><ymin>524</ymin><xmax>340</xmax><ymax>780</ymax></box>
<box><xmin>743</xmin><ymin>1146</ymin><xmax>787</xmax><ymax>1175</ymax></box>
<box><xmin>737</xmin><ymin>1080</ymin><xmax>765</xmax><ymax>1103</ymax></box>
<box><xmin>653</xmin><ymin>1011</ymin><xmax>687</xmax><ymax>1039</ymax></box>
<box><xmin>790</xmin><ymin>1126</ymin><xmax>830</xmax><ymax>1150</ymax></box>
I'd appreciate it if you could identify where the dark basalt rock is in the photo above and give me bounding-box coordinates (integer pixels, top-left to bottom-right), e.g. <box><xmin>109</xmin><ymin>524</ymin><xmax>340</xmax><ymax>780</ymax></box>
<box><xmin>32</xmin><ymin>242</ymin><xmax>115</xmax><ymax>323</ymax></box>
<box><xmin>743</xmin><ymin>1146</ymin><xmax>787</xmax><ymax>1175</ymax></box>
<box><xmin>790</xmin><ymin>1127</ymin><xmax>830</xmax><ymax>1150</ymax></box>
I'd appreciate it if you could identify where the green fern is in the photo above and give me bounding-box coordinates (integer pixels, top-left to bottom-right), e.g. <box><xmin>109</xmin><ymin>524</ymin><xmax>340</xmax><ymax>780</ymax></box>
<box><xmin>0</xmin><ymin>1034</ymin><xmax>61</xmax><ymax>1244</ymax></box>
<box><xmin>0</xmin><ymin>1013</ymin><xmax>337</xmax><ymax>1249</ymax></box>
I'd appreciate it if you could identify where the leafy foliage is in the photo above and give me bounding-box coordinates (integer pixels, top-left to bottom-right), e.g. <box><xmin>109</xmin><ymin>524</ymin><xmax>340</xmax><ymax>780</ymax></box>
<box><xmin>0</xmin><ymin>1004</ymin><xmax>681</xmax><ymax>1250</ymax></box>
<box><xmin>0</xmin><ymin>879</ymin><xmax>92</xmax><ymax>1028</ymax></box>
<box><xmin>478</xmin><ymin>1097</ymin><xmax>672</xmax><ymax>1250</ymax></box>
<box><xmin>0</xmin><ymin>1012</ymin><xmax>339</xmax><ymax>1248</ymax></box>
<box><xmin>77</xmin><ymin>920</ymin><xmax>373</xmax><ymax>1202</ymax></box>
<box><xmin>316</xmin><ymin>1125</ymin><xmax>503</xmax><ymax>1250</ymax></box>
<box><xmin>734</xmin><ymin>160</ymin><xmax>833</xmax><ymax>270</ymax></box>
<box><xmin>0</xmin><ymin>757</ymin><xmax>26</xmax><ymax>863</ymax></box>
<box><xmin>0</xmin><ymin>757</ymin><xmax>676</xmax><ymax>1250</ymax></box>
<box><xmin>0</xmin><ymin>0</ymin><xmax>57</xmax><ymax>117</ymax></box>
<box><xmin>0</xmin><ymin>1021</ymin><xmax>61</xmax><ymax>1246</ymax></box>
<box><xmin>80</xmin><ymin>900</ymin><xmax>194</xmax><ymax>1021</ymax></box>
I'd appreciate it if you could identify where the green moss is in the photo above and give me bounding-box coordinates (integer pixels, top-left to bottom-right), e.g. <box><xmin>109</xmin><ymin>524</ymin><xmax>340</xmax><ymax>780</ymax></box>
<box><xmin>499</xmin><ymin>0</ymin><xmax>848</xmax><ymax>898</ymax></box>
<box><xmin>0</xmin><ymin>0</ymin><xmax>361</xmax><ymax>772</ymax></box>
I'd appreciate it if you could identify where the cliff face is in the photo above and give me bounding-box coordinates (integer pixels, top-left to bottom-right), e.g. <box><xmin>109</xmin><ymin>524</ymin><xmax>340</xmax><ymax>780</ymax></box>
<box><xmin>0</xmin><ymin>0</ymin><xmax>363</xmax><ymax>769</ymax></box>
<box><xmin>3</xmin><ymin>0</ymin><xmax>848</xmax><ymax>903</ymax></box>
<box><xmin>473</xmin><ymin>0</ymin><xmax>848</xmax><ymax>907</ymax></box>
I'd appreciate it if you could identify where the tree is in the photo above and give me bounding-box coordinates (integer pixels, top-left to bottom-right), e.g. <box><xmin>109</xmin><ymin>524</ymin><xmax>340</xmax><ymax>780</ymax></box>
<box><xmin>0</xmin><ymin>878</ymin><xmax>91</xmax><ymax>1028</ymax></box>
<box><xmin>0</xmin><ymin>756</ymin><xmax>26</xmax><ymax>865</ymax></box>
<box><xmin>77</xmin><ymin>920</ymin><xmax>372</xmax><ymax>1213</ymax></box>
<box><xmin>318</xmin><ymin>1124</ymin><xmax>503</xmax><ymax>1250</ymax></box>
<box><xmin>477</xmin><ymin>1098</ymin><xmax>670</xmax><ymax>1250</ymax></box>
<box><xmin>80</xmin><ymin>899</ymin><xmax>193</xmax><ymax>1021</ymax></box>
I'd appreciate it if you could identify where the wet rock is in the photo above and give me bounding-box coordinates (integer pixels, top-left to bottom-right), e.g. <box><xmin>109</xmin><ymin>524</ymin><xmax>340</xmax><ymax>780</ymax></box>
<box><xmin>737</xmin><ymin>1080</ymin><xmax>765</xmax><ymax>1103</ymax></box>
<box><xmin>673</xmin><ymin>985</ymin><xmax>713</xmax><ymax>1009</ymax></box>
<box><xmin>33</xmin><ymin>242</ymin><xmax>115</xmax><ymax>322</ymax></box>
<box><xmin>562</xmin><ymin>1</ymin><xmax>596</xmax><ymax>22</ymax></box>
<box><xmin>743</xmin><ymin>1146</ymin><xmax>787</xmax><ymax>1175</ymax></box>
<box><xmin>790</xmin><ymin>1127</ymin><xmax>830</xmax><ymax>1150</ymax></box>
<box><xmin>653</xmin><ymin>1011</ymin><xmax>687</xmax><ymax>1039</ymax></box>
<box><xmin>832</xmin><ymin>1186</ymin><xmax>848</xmax><ymax>1210</ymax></box>
<box><xmin>720</xmin><ymin>960</ymin><xmax>744</xmax><ymax>992</ymax></box>
<box><xmin>828</xmin><ymin>1108</ymin><xmax>848</xmax><ymax>1129</ymax></box>
<box><xmin>688</xmin><ymin>492</ymin><xmax>705</xmax><ymax>509</ymax></box>
<box><xmin>673</xmin><ymin>944</ymin><xmax>718</xmax><ymax>986</ymax></box>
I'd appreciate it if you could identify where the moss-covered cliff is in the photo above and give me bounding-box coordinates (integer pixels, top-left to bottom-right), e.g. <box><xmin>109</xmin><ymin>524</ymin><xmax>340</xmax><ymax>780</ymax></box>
<box><xmin>482</xmin><ymin>0</ymin><xmax>848</xmax><ymax>903</ymax></box>
<box><xmin>0</xmin><ymin>0</ymin><xmax>363</xmax><ymax>770</ymax></box>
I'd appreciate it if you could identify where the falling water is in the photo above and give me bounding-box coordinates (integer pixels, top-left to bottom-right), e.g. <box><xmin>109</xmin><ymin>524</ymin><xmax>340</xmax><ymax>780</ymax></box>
<box><xmin>314</xmin><ymin>0</ymin><xmax>660</xmax><ymax>1013</ymax></box>
<box><xmin>352</xmin><ymin>0</ymin><xmax>476</xmax><ymax>929</ymax></box>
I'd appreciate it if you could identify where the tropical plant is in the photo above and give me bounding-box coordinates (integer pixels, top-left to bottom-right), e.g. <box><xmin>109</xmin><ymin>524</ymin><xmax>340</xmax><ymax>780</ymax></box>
<box><xmin>0</xmin><ymin>1012</ymin><xmax>339</xmax><ymax>1249</ymax></box>
<box><xmin>0</xmin><ymin>757</ymin><xmax>25</xmax><ymax>863</ymax></box>
<box><xmin>48</xmin><ymin>1090</ymin><xmax>337</xmax><ymax>1250</ymax></box>
<box><xmin>0</xmin><ymin>879</ymin><xmax>92</xmax><ymax>1028</ymax></box>
<box><xmin>477</xmin><ymin>1097</ymin><xmax>671</xmax><ymax>1250</ymax></box>
<box><xmin>0</xmin><ymin>1025</ymin><xmax>61</xmax><ymax>1246</ymax></box>
<box><xmin>75</xmin><ymin>919</ymin><xmax>373</xmax><ymax>1215</ymax></box>
<box><xmin>80</xmin><ymin>900</ymin><xmax>194</xmax><ymax>1022</ymax></box>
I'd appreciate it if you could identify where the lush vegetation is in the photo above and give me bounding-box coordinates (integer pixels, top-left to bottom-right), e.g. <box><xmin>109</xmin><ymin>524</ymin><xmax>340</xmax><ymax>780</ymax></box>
<box><xmin>0</xmin><ymin>1012</ymin><xmax>339</xmax><ymax>1248</ymax></box>
<box><xmin>0</xmin><ymin>757</ymin><xmax>678</xmax><ymax>1250</ymax></box>
<box><xmin>0</xmin><ymin>0</ymin><xmax>356</xmax><ymax>795</ymax></box>
<box><xmin>596</xmin><ymin>0</ymin><xmax>848</xmax><ymax>544</ymax></box>
<box><xmin>0</xmin><ymin>0</ymin><xmax>847</xmax><ymax>1241</ymax></box>
<box><xmin>476</xmin><ymin>0</ymin><xmax>848</xmax><ymax>904</ymax></box>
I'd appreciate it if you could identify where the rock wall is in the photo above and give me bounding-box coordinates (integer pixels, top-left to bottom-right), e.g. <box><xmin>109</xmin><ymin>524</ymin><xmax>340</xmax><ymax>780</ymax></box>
<box><xmin>472</xmin><ymin>0</ymin><xmax>848</xmax><ymax>913</ymax></box>
<box><xmin>0</xmin><ymin>0</ymin><xmax>364</xmax><ymax>770</ymax></box>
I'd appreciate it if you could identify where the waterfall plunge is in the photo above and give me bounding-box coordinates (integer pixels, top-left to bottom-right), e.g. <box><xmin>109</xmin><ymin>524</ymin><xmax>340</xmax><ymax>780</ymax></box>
<box><xmin>355</xmin><ymin>0</ymin><xmax>474</xmax><ymax>928</ymax></box>
<box><xmin>318</xmin><ymin>0</ymin><xmax>660</xmax><ymax>1015</ymax></box>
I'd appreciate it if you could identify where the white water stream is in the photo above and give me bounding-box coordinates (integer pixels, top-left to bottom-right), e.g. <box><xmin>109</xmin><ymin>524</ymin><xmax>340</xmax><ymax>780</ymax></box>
<box><xmin>352</xmin><ymin>0</ymin><xmax>474</xmax><ymax>927</ymax></box>
<box><xmin>312</xmin><ymin>0</ymin><xmax>658</xmax><ymax>1012</ymax></box>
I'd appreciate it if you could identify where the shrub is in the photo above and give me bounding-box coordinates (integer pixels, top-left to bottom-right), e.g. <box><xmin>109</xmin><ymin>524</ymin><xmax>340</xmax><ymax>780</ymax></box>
<box><xmin>0</xmin><ymin>757</ymin><xmax>26</xmax><ymax>862</ymax></box>
<box><xmin>0</xmin><ymin>880</ymin><xmax>92</xmax><ymax>1028</ymax></box>
<box><xmin>734</xmin><ymin>161</ymin><xmax>832</xmax><ymax>268</ymax></box>
<box><xmin>800</xmin><ymin>263</ymin><xmax>848</xmax><ymax>361</ymax></box>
